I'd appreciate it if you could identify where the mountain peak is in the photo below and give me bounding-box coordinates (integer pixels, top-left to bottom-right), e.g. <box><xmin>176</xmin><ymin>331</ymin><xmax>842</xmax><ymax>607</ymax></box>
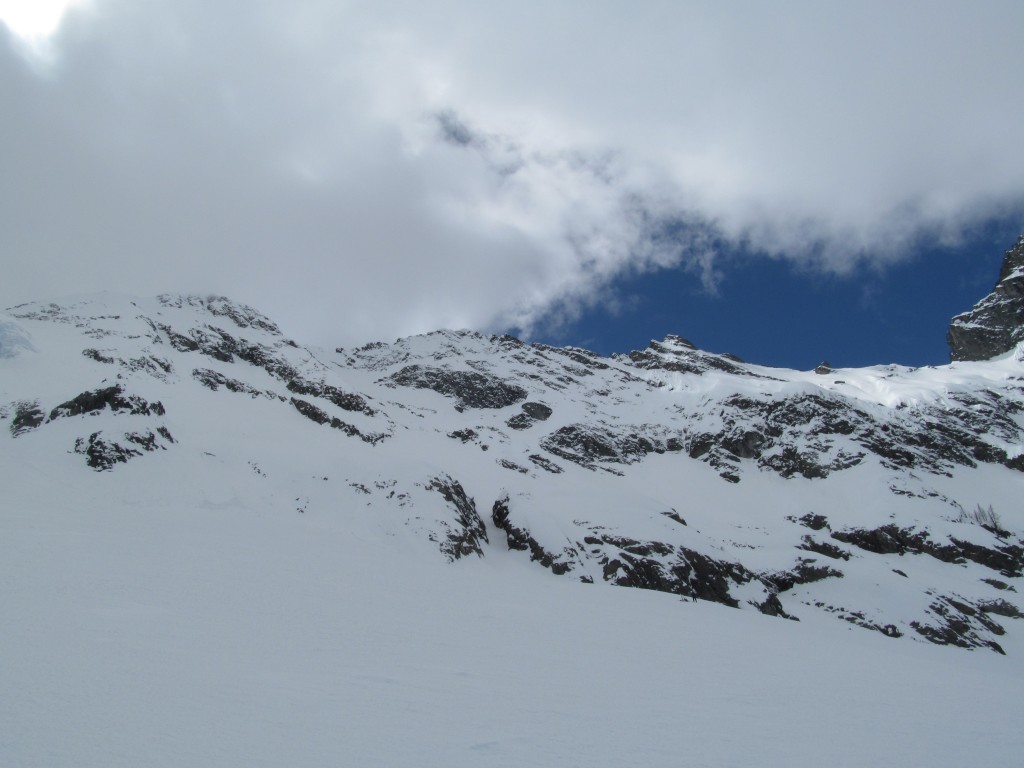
<box><xmin>947</xmin><ymin>234</ymin><xmax>1024</xmax><ymax>361</ymax></box>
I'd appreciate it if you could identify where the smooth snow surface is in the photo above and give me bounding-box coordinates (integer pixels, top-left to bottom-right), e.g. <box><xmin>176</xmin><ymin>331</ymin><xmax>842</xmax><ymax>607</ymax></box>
<box><xmin>3</xmin><ymin>482</ymin><xmax>1021</xmax><ymax>768</ymax></box>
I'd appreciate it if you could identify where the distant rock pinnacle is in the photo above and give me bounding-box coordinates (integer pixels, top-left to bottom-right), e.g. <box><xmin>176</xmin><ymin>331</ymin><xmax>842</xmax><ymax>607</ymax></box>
<box><xmin>947</xmin><ymin>235</ymin><xmax>1024</xmax><ymax>361</ymax></box>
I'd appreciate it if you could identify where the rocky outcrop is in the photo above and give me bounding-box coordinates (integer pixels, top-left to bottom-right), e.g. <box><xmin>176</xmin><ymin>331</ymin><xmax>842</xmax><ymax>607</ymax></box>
<box><xmin>831</xmin><ymin>524</ymin><xmax>1024</xmax><ymax>578</ymax></box>
<box><xmin>158</xmin><ymin>294</ymin><xmax>284</xmax><ymax>337</ymax></box>
<box><xmin>948</xmin><ymin>235</ymin><xmax>1024</xmax><ymax>361</ymax></box>
<box><xmin>286</xmin><ymin>377</ymin><xmax>375</xmax><ymax>415</ymax></box>
<box><xmin>684</xmin><ymin>389</ymin><xmax>1024</xmax><ymax>481</ymax></box>
<box><xmin>73</xmin><ymin>427</ymin><xmax>175</xmax><ymax>470</ymax></box>
<box><xmin>193</xmin><ymin>368</ymin><xmax>278</xmax><ymax>399</ymax></box>
<box><xmin>9</xmin><ymin>401</ymin><xmax>44</xmax><ymax>436</ymax></box>
<box><xmin>289</xmin><ymin>398</ymin><xmax>384</xmax><ymax>444</ymax></box>
<box><xmin>506</xmin><ymin>401</ymin><xmax>553</xmax><ymax>430</ymax></box>
<box><xmin>910</xmin><ymin>594</ymin><xmax>1011</xmax><ymax>654</ymax></box>
<box><xmin>492</xmin><ymin>496</ymin><xmax>574</xmax><ymax>574</ymax></box>
<box><xmin>159</xmin><ymin>323</ymin><xmax>299</xmax><ymax>381</ymax></box>
<box><xmin>48</xmin><ymin>385</ymin><xmax>165</xmax><ymax>421</ymax></box>
<box><xmin>540</xmin><ymin>423</ymin><xmax>681</xmax><ymax>470</ymax></box>
<box><xmin>626</xmin><ymin>335</ymin><xmax>758</xmax><ymax>377</ymax></box>
<box><xmin>427</xmin><ymin>476</ymin><xmax>489</xmax><ymax>561</ymax></box>
<box><xmin>386</xmin><ymin>365</ymin><xmax>528</xmax><ymax>409</ymax></box>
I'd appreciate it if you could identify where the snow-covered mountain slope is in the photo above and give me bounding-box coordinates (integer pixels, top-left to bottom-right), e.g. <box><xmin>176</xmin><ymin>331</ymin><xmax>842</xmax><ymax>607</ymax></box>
<box><xmin>3</xmin><ymin>284</ymin><xmax>1024</xmax><ymax>766</ymax></box>
<box><xmin>3</xmin><ymin>289</ymin><xmax>1022</xmax><ymax>655</ymax></box>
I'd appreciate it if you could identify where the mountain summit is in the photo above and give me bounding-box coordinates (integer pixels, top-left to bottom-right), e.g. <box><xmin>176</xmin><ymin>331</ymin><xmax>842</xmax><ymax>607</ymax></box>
<box><xmin>948</xmin><ymin>234</ymin><xmax>1024</xmax><ymax>361</ymax></box>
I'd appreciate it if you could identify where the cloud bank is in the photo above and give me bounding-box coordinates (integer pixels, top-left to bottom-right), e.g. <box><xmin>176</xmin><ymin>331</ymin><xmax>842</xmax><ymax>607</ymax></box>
<box><xmin>3</xmin><ymin>0</ymin><xmax>1023</xmax><ymax>345</ymax></box>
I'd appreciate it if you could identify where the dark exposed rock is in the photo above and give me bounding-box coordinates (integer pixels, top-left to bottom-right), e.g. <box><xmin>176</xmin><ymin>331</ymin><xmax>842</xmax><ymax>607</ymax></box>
<box><xmin>192</xmin><ymin>368</ymin><xmax>273</xmax><ymax>398</ymax></box>
<box><xmin>627</xmin><ymin>337</ymin><xmax>758</xmax><ymax>377</ymax></box>
<box><xmin>232</xmin><ymin>339</ymin><xmax>299</xmax><ymax>381</ymax></box>
<box><xmin>797</xmin><ymin>535</ymin><xmax>851</xmax><ymax>561</ymax></box>
<box><xmin>911</xmin><ymin>595</ymin><xmax>1008</xmax><ymax>654</ymax></box>
<box><xmin>48</xmin><ymin>385</ymin><xmax>165</xmax><ymax>421</ymax></box>
<box><xmin>10</xmin><ymin>401</ymin><xmax>44</xmax><ymax>436</ymax></box>
<box><xmin>506</xmin><ymin>400</ymin><xmax>555</xmax><ymax>430</ymax></box>
<box><xmin>447</xmin><ymin>428</ymin><xmax>479</xmax><ymax>443</ymax></box>
<box><xmin>948</xmin><ymin>537</ymin><xmax>1024</xmax><ymax>578</ymax></box>
<box><xmin>505</xmin><ymin>413</ymin><xmax>535</xmax><ymax>430</ymax></box>
<box><xmin>814</xmin><ymin>361</ymin><xmax>833</xmax><ymax>375</ymax></box>
<box><xmin>289</xmin><ymin>398</ymin><xmax>380</xmax><ymax>443</ymax></box>
<box><xmin>527</xmin><ymin>454</ymin><xmax>564</xmax><ymax>473</ymax></box>
<box><xmin>540</xmin><ymin>424</ymin><xmax>663</xmax><ymax>468</ymax></box>
<box><xmin>73</xmin><ymin>429</ymin><xmax>171</xmax><ymax>470</ymax></box>
<box><xmin>764</xmin><ymin>559</ymin><xmax>844</xmax><ymax>593</ymax></box>
<box><xmin>685</xmin><ymin>388</ymin><xmax>1023</xmax><ymax>481</ymax></box>
<box><xmin>811</xmin><ymin>601</ymin><xmax>904</xmax><ymax>638</ymax></box>
<box><xmin>82</xmin><ymin>348</ymin><xmax>115</xmax><ymax>364</ymax></box>
<box><xmin>427</xmin><ymin>476</ymin><xmax>488</xmax><ymax>561</ymax></box>
<box><xmin>529</xmin><ymin>344</ymin><xmax>611</xmax><ymax>373</ymax></box>
<box><xmin>158</xmin><ymin>294</ymin><xmax>283</xmax><ymax>336</ymax></box>
<box><xmin>286</xmin><ymin>378</ymin><xmax>374</xmax><ymax>415</ymax></box>
<box><xmin>387</xmin><ymin>365</ymin><xmax>528</xmax><ymax>409</ymax></box>
<box><xmin>675</xmin><ymin>547</ymin><xmax>754</xmax><ymax>607</ymax></box>
<box><xmin>792</xmin><ymin>512</ymin><xmax>830</xmax><ymax>531</ymax></box>
<box><xmin>832</xmin><ymin>526</ymin><xmax>907</xmax><ymax>555</ymax></box>
<box><xmin>661</xmin><ymin>510</ymin><xmax>687</xmax><ymax>526</ymax></box>
<box><xmin>831</xmin><ymin>524</ymin><xmax>1024</xmax><ymax>577</ymax></box>
<box><xmin>521</xmin><ymin>402</ymin><xmax>553</xmax><ymax>421</ymax></box>
<box><xmin>492</xmin><ymin>496</ymin><xmax>573</xmax><ymax>574</ymax></box>
<box><xmin>498</xmin><ymin>459</ymin><xmax>529</xmax><ymax>474</ymax></box>
<box><xmin>159</xmin><ymin>323</ymin><xmax>298</xmax><ymax>381</ymax></box>
<box><xmin>948</xmin><ymin>235</ymin><xmax>1024</xmax><ymax>361</ymax></box>
<box><xmin>122</xmin><ymin>355</ymin><xmax>173</xmax><ymax>377</ymax></box>
<box><xmin>684</xmin><ymin>393</ymin><xmax>871</xmax><ymax>481</ymax></box>
<box><xmin>978</xmin><ymin>598</ymin><xmax>1023</xmax><ymax>618</ymax></box>
<box><xmin>982</xmin><ymin>578</ymin><xmax>1016</xmax><ymax>592</ymax></box>
<box><xmin>577</xmin><ymin>532</ymin><xmax>794</xmax><ymax>617</ymax></box>
<box><xmin>755</xmin><ymin>592</ymin><xmax>798</xmax><ymax>620</ymax></box>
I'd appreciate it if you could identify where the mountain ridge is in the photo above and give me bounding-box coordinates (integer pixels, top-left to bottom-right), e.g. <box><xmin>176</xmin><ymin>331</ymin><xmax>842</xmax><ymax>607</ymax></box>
<box><xmin>948</xmin><ymin>234</ymin><xmax>1024</xmax><ymax>361</ymax></box>
<box><xmin>4</xmin><ymin>272</ymin><xmax>1023</xmax><ymax>654</ymax></box>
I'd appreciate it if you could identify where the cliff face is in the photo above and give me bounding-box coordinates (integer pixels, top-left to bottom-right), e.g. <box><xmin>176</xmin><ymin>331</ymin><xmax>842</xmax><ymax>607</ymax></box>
<box><xmin>948</xmin><ymin>235</ymin><xmax>1024</xmax><ymax>361</ymax></box>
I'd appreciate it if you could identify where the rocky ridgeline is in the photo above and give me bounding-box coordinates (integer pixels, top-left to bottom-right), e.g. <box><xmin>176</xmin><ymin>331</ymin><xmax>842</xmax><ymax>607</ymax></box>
<box><xmin>948</xmin><ymin>235</ymin><xmax>1024</xmax><ymax>361</ymax></box>
<box><xmin>3</xmin><ymin>237</ymin><xmax>1024</xmax><ymax>653</ymax></box>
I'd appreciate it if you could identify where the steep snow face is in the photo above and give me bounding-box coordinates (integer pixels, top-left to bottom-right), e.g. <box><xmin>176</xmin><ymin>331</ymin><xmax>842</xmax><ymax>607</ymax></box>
<box><xmin>3</xmin><ymin>291</ymin><xmax>1022</xmax><ymax>655</ymax></box>
<box><xmin>0</xmin><ymin>315</ymin><xmax>36</xmax><ymax>358</ymax></box>
<box><xmin>948</xmin><ymin>235</ymin><xmax>1024</xmax><ymax>361</ymax></box>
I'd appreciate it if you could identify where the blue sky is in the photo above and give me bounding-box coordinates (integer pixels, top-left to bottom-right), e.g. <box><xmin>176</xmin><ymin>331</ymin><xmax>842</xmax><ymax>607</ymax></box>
<box><xmin>538</xmin><ymin>216</ymin><xmax>1022</xmax><ymax>369</ymax></box>
<box><xmin>3</xmin><ymin>2</ymin><xmax>1024</xmax><ymax>366</ymax></box>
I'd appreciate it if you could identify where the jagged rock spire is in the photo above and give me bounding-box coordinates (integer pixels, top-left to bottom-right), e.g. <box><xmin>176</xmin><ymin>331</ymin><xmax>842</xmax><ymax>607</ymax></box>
<box><xmin>947</xmin><ymin>235</ymin><xmax>1024</xmax><ymax>361</ymax></box>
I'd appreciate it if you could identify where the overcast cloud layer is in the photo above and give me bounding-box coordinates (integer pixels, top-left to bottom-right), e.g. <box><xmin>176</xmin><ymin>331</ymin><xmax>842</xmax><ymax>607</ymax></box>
<box><xmin>3</xmin><ymin>0</ymin><xmax>1023</xmax><ymax>346</ymax></box>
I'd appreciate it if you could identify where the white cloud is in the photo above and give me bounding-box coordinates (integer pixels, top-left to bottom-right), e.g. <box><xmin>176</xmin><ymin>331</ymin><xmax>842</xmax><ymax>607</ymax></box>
<box><xmin>2</xmin><ymin>0</ymin><xmax>1023</xmax><ymax>345</ymax></box>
